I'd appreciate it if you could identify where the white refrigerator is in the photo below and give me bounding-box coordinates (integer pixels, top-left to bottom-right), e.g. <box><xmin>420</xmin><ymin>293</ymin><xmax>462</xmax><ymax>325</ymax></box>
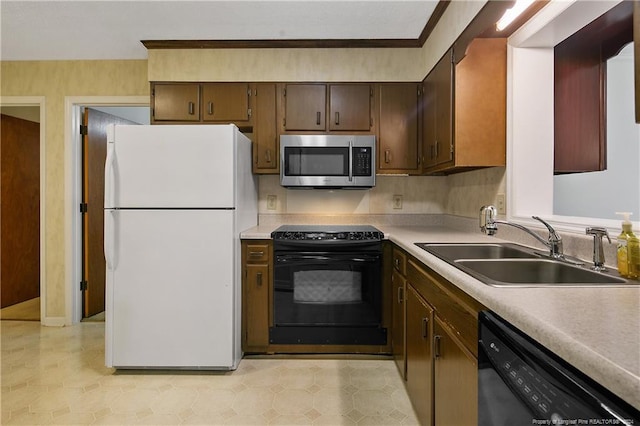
<box><xmin>104</xmin><ymin>124</ymin><xmax>257</xmax><ymax>369</ymax></box>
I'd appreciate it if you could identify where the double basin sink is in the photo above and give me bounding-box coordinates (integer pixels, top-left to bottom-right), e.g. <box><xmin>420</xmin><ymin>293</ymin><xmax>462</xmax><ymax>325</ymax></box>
<box><xmin>415</xmin><ymin>242</ymin><xmax>635</xmax><ymax>287</ymax></box>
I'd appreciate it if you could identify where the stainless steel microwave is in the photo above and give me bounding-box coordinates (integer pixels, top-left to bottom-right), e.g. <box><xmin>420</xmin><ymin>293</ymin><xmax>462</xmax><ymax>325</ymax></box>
<box><xmin>280</xmin><ymin>135</ymin><xmax>376</xmax><ymax>189</ymax></box>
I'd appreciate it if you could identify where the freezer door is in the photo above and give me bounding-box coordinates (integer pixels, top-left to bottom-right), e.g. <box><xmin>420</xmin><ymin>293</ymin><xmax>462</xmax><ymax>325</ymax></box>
<box><xmin>105</xmin><ymin>124</ymin><xmax>236</xmax><ymax>209</ymax></box>
<box><xmin>105</xmin><ymin>209</ymin><xmax>237</xmax><ymax>368</ymax></box>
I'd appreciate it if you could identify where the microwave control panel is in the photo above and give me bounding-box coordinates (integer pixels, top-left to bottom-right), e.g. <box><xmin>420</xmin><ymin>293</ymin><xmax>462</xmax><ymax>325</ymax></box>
<box><xmin>353</xmin><ymin>147</ymin><xmax>372</xmax><ymax>176</ymax></box>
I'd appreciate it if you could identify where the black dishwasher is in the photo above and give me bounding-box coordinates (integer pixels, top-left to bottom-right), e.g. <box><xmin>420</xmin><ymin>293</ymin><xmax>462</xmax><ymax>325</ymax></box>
<box><xmin>479</xmin><ymin>311</ymin><xmax>639</xmax><ymax>426</ymax></box>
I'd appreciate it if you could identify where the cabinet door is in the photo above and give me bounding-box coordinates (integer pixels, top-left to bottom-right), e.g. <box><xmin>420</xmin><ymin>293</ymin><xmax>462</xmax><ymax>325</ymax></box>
<box><xmin>379</xmin><ymin>83</ymin><xmax>420</xmax><ymax>171</ymax></box>
<box><xmin>201</xmin><ymin>83</ymin><xmax>250</xmax><ymax>123</ymax></box>
<box><xmin>152</xmin><ymin>83</ymin><xmax>200</xmax><ymax>122</ymax></box>
<box><xmin>283</xmin><ymin>84</ymin><xmax>326</xmax><ymax>131</ymax></box>
<box><xmin>405</xmin><ymin>285</ymin><xmax>434</xmax><ymax>426</ymax></box>
<box><xmin>329</xmin><ymin>84</ymin><xmax>372</xmax><ymax>131</ymax></box>
<box><xmin>244</xmin><ymin>263</ymin><xmax>270</xmax><ymax>349</ymax></box>
<box><xmin>433</xmin><ymin>316</ymin><xmax>477</xmax><ymax>426</ymax></box>
<box><xmin>391</xmin><ymin>270</ymin><xmax>406</xmax><ymax>379</ymax></box>
<box><xmin>252</xmin><ymin>83</ymin><xmax>278</xmax><ymax>173</ymax></box>
<box><xmin>422</xmin><ymin>50</ymin><xmax>453</xmax><ymax>169</ymax></box>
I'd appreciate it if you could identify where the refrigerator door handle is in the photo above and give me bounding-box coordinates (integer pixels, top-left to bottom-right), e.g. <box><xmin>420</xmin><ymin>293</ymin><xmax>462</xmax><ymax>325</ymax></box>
<box><xmin>104</xmin><ymin>210</ymin><xmax>116</xmax><ymax>270</ymax></box>
<box><xmin>104</xmin><ymin>125</ymin><xmax>116</xmax><ymax>208</ymax></box>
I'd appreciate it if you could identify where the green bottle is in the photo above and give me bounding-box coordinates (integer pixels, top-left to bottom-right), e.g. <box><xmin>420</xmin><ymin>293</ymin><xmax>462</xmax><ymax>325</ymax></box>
<box><xmin>616</xmin><ymin>212</ymin><xmax>639</xmax><ymax>280</ymax></box>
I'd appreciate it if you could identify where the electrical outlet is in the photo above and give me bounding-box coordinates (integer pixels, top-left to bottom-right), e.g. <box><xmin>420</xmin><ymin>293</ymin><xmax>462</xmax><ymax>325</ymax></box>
<box><xmin>266</xmin><ymin>195</ymin><xmax>277</xmax><ymax>210</ymax></box>
<box><xmin>497</xmin><ymin>193</ymin><xmax>506</xmax><ymax>214</ymax></box>
<box><xmin>393</xmin><ymin>194</ymin><xmax>403</xmax><ymax>209</ymax></box>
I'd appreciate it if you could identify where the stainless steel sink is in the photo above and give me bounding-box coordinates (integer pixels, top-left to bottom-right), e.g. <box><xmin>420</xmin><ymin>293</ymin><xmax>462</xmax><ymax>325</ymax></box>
<box><xmin>415</xmin><ymin>242</ymin><xmax>635</xmax><ymax>287</ymax></box>
<box><xmin>415</xmin><ymin>243</ymin><xmax>538</xmax><ymax>261</ymax></box>
<box><xmin>455</xmin><ymin>259</ymin><xmax>628</xmax><ymax>287</ymax></box>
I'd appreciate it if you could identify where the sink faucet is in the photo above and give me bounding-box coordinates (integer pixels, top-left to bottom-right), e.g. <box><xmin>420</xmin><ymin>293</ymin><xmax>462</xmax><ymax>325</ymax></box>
<box><xmin>585</xmin><ymin>227</ymin><xmax>611</xmax><ymax>272</ymax></box>
<box><xmin>479</xmin><ymin>205</ymin><xmax>566</xmax><ymax>260</ymax></box>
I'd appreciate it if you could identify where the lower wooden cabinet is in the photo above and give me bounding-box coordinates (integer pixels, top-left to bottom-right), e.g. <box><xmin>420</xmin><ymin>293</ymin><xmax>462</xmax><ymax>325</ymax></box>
<box><xmin>405</xmin><ymin>284</ymin><xmax>434</xmax><ymax>426</ymax></box>
<box><xmin>242</xmin><ymin>241</ymin><xmax>271</xmax><ymax>352</ymax></box>
<box><xmin>393</xmin><ymin>245</ymin><xmax>484</xmax><ymax>425</ymax></box>
<box><xmin>433</xmin><ymin>315</ymin><xmax>478</xmax><ymax>426</ymax></box>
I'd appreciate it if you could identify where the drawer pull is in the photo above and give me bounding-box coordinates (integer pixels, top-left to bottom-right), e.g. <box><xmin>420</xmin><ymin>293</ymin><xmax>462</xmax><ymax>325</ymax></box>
<box><xmin>257</xmin><ymin>272</ymin><xmax>263</xmax><ymax>286</ymax></box>
<box><xmin>249</xmin><ymin>251</ymin><xmax>265</xmax><ymax>258</ymax></box>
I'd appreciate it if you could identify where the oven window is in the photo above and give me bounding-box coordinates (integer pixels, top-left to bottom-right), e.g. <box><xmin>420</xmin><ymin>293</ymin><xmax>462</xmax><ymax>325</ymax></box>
<box><xmin>273</xmin><ymin>255</ymin><xmax>382</xmax><ymax>327</ymax></box>
<box><xmin>284</xmin><ymin>147</ymin><xmax>349</xmax><ymax>176</ymax></box>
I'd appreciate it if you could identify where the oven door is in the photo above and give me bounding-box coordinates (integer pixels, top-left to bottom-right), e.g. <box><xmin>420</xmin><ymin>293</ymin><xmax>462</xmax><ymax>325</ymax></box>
<box><xmin>270</xmin><ymin>250</ymin><xmax>386</xmax><ymax>345</ymax></box>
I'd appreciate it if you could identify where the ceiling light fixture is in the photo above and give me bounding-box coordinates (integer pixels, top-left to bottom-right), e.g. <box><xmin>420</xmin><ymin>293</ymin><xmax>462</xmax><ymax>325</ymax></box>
<box><xmin>496</xmin><ymin>0</ymin><xmax>535</xmax><ymax>31</ymax></box>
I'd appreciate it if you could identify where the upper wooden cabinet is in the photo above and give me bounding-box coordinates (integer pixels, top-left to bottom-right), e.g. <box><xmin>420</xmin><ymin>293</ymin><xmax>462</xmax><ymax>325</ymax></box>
<box><xmin>422</xmin><ymin>50</ymin><xmax>453</xmax><ymax>170</ymax></box>
<box><xmin>151</xmin><ymin>83</ymin><xmax>200</xmax><ymax>122</ymax></box>
<box><xmin>201</xmin><ymin>83</ymin><xmax>251</xmax><ymax>123</ymax></box>
<box><xmin>282</xmin><ymin>83</ymin><xmax>326</xmax><ymax>131</ymax></box>
<box><xmin>422</xmin><ymin>38</ymin><xmax>507</xmax><ymax>175</ymax></box>
<box><xmin>151</xmin><ymin>82</ymin><xmax>252</xmax><ymax>127</ymax></box>
<box><xmin>378</xmin><ymin>83</ymin><xmax>421</xmax><ymax>173</ymax></box>
<box><xmin>281</xmin><ymin>83</ymin><xmax>374</xmax><ymax>133</ymax></box>
<box><xmin>554</xmin><ymin>1</ymin><xmax>633</xmax><ymax>173</ymax></box>
<box><xmin>251</xmin><ymin>83</ymin><xmax>279</xmax><ymax>174</ymax></box>
<box><xmin>329</xmin><ymin>84</ymin><xmax>373</xmax><ymax>131</ymax></box>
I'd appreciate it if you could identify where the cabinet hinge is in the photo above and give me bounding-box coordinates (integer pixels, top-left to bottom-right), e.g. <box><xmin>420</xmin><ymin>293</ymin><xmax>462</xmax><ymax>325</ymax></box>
<box><xmin>450</xmin><ymin>142</ymin><xmax>454</xmax><ymax>154</ymax></box>
<box><xmin>80</xmin><ymin>280</ymin><xmax>88</xmax><ymax>291</ymax></box>
<box><xmin>79</xmin><ymin>124</ymin><xmax>88</xmax><ymax>136</ymax></box>
<box><xmin>80</xmin><ymin>203</ymin><xmax>88</xmax><ymax>213</ymax></box>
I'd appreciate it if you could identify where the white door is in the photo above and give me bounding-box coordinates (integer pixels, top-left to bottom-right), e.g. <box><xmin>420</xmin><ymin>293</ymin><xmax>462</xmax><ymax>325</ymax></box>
<box><xmin>105</xmin><ymin>209</ymin><xmax>235</xmax><ymax>368</ymax></box>
<box><xmin>105</xmin><ymin>124</ymin><xmax>236</xmax><ymax>209</ymax></box>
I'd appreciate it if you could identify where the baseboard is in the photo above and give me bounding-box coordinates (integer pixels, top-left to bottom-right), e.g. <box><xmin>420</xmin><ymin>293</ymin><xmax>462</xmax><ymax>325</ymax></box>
<box><xmin>41</xmin><ymin>316</ymin><xmax>66</xmax><ymax>327</ymax></box>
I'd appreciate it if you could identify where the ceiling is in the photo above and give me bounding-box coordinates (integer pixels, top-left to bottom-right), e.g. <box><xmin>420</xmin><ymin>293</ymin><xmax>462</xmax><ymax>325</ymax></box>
<box><xmin>1</xmin><ymin>1</ymin><xmax>441</xmax><ymax>61</ymax></box>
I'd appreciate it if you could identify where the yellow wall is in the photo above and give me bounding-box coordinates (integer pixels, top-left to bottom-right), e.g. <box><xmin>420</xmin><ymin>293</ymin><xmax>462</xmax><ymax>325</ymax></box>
<box><xmin>1</xmin><ymin>60</ymin><xmax>149</xmax><ymax>321</ymax></box>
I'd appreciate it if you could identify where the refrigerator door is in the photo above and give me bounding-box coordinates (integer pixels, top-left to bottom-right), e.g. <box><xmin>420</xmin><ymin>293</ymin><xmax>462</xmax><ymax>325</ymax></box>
<box><xmin>105</xmin><ymin>124</ymin><xmax>237</xmax><ymax>209</ymax></box>
<box><xmin>105</xmin><ymin>209</ymin><xmax>237</xmax><ymax>368</ymax></box>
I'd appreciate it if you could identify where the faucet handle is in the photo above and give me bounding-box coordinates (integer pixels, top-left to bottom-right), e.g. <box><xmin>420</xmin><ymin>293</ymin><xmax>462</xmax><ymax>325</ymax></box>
<box><xmin>479</xmin><ymin>205</ymin><xmax>497</xmax><ymax>235</ymax></box>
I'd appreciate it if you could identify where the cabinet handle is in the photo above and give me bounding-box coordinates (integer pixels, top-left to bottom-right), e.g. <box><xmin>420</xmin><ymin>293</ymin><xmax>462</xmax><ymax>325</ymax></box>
<box><xmin>434</xmin><ymin>335</ymin><xmax>442</xmax><ymax>359</ymax></box>
<box><xmin>434</xmin><ymin>140</ymin><xmax>439</xmax><ymax>159</ymax></box>
<box><xmin>385</xmin><ymin>149</ymin><xmax>392</xmax><ymax>164</ymax></box>
<box><xmin>394</xmin><ymin>258</ymin><xmax>400</xmax><ymax>268</ymax></box>
<box><xmin>335</xmin><ymin>112</ymin><xmax>340</xmax><ymax>125</ymax></box>
<box><xmin>397</xmin><ymin>286</ymin><xmax>404</xmax><ymax>304</ymax></box>
<box><xmin>421</xmin><ymin>317</ymin><xmax>429</xmax><ymax>339</ymax></box>
<box><xmin>208</xmin><ymin>101</ymin><xmax>214</xmax><ymax>115</ymax></box>
<box><xmin>257</xmin><ymin>272</ymin><xmax>263</xmax><ymax>286</ymax></box>
<box><xmin>188</xmin><ymin>102</ymin><xmax>195</xmax><ymax>115</ymax></box>
<box><xmin>249</xmin><ymin>251</ymin><xmax>264</xmax><ymax>258</ymax></box>
<box><xmin>265</xmin><ymin>149</ymin><xmax>272</xmax><ymax>163</ymax></box>
<box><xmin>316</xmin><ymin>111</ymin><xmax>321</xmax><ymax>126</ymax></box>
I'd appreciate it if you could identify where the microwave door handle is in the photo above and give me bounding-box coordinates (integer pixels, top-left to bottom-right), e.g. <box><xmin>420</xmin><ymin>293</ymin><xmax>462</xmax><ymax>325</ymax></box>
<box><xmin>348</xmin><ymin>140</ymin><xmax>353</xmax><ymax>182</ymax></box>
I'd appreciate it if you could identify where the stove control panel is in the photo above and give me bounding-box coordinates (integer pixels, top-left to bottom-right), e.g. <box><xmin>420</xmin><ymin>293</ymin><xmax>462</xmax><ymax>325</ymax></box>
<box><xmin>272</xmin><ymin>226</ymin><xmax>383</xmax><ymax>242</ymax></box>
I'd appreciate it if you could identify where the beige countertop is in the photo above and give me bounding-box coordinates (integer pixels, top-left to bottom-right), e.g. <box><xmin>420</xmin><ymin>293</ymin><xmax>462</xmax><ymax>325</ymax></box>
<box><xmin>241</xmin><ymin>224</ymin><xmax>640</xmax><ymax>410</ymax></box>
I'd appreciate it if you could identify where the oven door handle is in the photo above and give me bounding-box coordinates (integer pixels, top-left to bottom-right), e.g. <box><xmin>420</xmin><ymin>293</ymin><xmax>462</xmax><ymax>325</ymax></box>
<box><xmin>276</xmin><ymin>254</ymin><xmax>380</xmax><ymax>263</ymax></box>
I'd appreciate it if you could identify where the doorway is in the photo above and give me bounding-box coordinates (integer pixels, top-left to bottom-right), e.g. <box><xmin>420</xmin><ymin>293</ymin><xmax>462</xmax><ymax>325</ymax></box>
<box><xmin>79</xmin><ymin>106</ymin><xmax>148</xmax><ymax>321</ymax></box>
<box><xmin>0</xmin><ymin>100</ymin><xmax>45</xmax><ymax>321</ymax></box>
<box><xmin>0</xmin><ymin>108</ymin><xmax>41</xmax><ymax>321</ymax></box>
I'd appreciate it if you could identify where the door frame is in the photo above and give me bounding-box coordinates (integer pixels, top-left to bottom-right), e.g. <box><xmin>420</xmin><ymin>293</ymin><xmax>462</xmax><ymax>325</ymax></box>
<box><xmin>65</xmin><ymin>96</ymin><xmax>148</xmax><ymax>325</ymax></box>
<box><xmin>0</xmin><ymin>96</ymin><xmax>46</xmax><ymax>322</ymax></box>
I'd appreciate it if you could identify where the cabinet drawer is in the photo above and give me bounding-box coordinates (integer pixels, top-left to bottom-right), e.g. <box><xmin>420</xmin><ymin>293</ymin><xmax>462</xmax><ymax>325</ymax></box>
<box><xmin>246</xmin><ymin>243</ymin><xmax>269</xmax><ymax>263</ymax></box>
<box><xmin>407</xmin><ymin>259</ymin><xmax>484</xmax><ymax>357</ymax></box>
<box><xmin>392</xmin><ymin>248</ymin><xmax>407</xmax><ymax>275</ymax></box>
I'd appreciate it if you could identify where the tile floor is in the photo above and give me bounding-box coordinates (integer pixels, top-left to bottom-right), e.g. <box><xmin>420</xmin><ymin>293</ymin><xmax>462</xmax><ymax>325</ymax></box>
<box><xmin>1</xmin><ymin>321</ymin><xmax>419</xmax><ymax>425</ymax></box>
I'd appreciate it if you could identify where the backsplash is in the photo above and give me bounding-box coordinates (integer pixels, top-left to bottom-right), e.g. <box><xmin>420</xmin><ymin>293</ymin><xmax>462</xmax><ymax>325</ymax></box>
<box><xmin>258</xmin><ymin>167</ymin><xmax>506</xmax><ymax>218</ymax></box>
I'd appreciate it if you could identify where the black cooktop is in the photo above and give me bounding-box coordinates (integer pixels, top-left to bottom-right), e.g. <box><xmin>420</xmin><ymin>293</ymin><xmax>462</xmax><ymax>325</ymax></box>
<box><xmin>271</xmin><ymin>225</ymin><xmax>384</xmax><ymax>241</ymax></box>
